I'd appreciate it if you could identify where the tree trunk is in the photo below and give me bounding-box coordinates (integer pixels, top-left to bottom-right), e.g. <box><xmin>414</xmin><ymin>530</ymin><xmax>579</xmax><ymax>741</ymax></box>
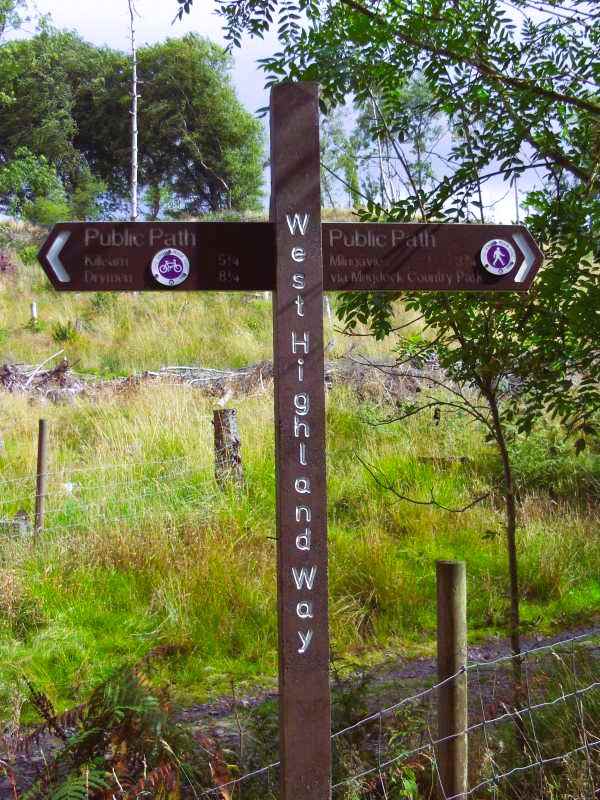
<box><xmin>487</xmin><ymin>391</ymin><xmax>522</xmax><ymax>682</ymax></box>
<box><xmin>213</xmin><ymin>409</ymin><xmax>244</xmax><ymax>488</ymax></box>
<box><xmin>128</xmin><ymin>0</ymin><xmax>139</xmax><ymax>222</ymax></box>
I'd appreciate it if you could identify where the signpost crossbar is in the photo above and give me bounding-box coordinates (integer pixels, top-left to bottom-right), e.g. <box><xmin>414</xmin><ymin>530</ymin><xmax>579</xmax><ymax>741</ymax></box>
<box><xmin>39</xmin><ymin>223</ymin><xmax>542</xmax><ymax>294</ymax></box>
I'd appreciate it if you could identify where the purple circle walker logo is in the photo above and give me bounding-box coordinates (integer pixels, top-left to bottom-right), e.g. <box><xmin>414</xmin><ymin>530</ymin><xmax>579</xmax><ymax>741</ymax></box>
<box><xmin>151</xmin><ymin>248</ymin><xmax>190</xmax><ymax>286</ymax></box>
<box><xmin>480</xmin><ymin>239</ymin><xmax>517</xmax><ymax>277</ymax></box>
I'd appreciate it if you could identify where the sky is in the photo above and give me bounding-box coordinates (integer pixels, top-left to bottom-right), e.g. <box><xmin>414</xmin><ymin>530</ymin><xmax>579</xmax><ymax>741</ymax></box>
<box><xmin>13</xmin><ymin>0</ymin><xmax>536</xmax><ymax>221</ymax></box>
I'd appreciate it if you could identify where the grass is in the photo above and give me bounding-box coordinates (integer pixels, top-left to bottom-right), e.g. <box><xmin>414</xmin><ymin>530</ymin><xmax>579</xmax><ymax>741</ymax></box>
<box><xmin>0</xmin><ymin>260</ymin><xmax>404</xmax><ymax>375</ymax></box>
<box><xmin>0</xmin><ymin>212</ymin><xmax>402</xmax><ymax>377</ymax></box>
<box><xmin>0</xmin><ymin>381</ymin><xmax>598</xmax><ymax>721</ymax></box>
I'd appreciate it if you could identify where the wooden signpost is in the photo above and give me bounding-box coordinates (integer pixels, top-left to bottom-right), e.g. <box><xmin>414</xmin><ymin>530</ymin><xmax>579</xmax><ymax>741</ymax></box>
<box><xmin>38</xmin><ymin>81</ymin><xmax>543</xmax><ymax>800</ymax></box>
<box><xmin>39</xmin><ymin>221</ymin><xmax>541</xmax><ymax>293</ymax></box>
<box><xmin>270</xmin><ymin>83</ymin><xmax>331</xmax><ymax>800</ymax></box>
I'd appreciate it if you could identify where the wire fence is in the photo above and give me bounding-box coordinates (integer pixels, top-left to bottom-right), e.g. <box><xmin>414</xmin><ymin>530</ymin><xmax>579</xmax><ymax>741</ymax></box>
<box><xmin>191</xmin><ymin>632</ymin><xmax>598</xmax><ymax>800</ymax></box>
<box><xmin>0</xmin><ymin>456</ymin><xmax>229</xmax><ymax>541</ymax></box>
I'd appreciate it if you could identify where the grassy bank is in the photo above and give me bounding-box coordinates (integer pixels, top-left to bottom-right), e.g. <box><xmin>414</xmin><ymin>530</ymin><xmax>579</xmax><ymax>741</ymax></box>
<box><xmin>1</xmin><ymin>232</ymin><xmax>598</xmax><ymax>721</ymax></box>
<box><xmin>1</xmin><ymin>381</ymin><xmax>598</xmax><ymax>720</ymax></box>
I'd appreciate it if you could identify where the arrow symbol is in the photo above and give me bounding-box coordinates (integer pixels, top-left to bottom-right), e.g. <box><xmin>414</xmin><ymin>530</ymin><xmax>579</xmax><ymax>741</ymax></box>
<box><xmin>47</xmin><ymin>230</ymin><xmax>71</xmax><ymax>283</ymax></box>
<box><xmin>512</xmin><ymin>232</ymin><xmax>536</xmax><ymax>283</ymax></box>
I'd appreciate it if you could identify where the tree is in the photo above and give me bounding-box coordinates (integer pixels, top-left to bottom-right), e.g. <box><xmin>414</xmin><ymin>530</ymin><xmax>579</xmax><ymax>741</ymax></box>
<box><xmin>127</xmin><ymin>0</ymin><xmax>140</xmax><ymax>221</ymax></box>
<box><xmin>0</xmin><ymin>28</ymin><xmax>264</xmax><ymax>218</ymax></box>
<box><xmin>0</xmin><ymin>146</ymin><xmax>69</xmax><ymax>222</ymax></box>
<box><xmin>0</xmin><ymin>26</ymin><xmax>108</xmax><ymax>217</ymax></box>
<box><xmin>173</xmin><ymin>0</ymin><xmax>599</xmax><ymax>661</ymax></box>
<box><xmin>354</xmin><ymin>78</ymin><xmax>444</xmax><ymax>209</ymax></box>
<box><xmin>172</xmin><ymin>0</ymin><xmax>598</xmax><ymax>237</ymax></box>
<box><xmin>320</xmin><ymin>109</ymin><xmax>362</xmax><ymax>208</ymax></box>
<box><xmin>73</xmin><ymin>35</ymin><xmax>265</xmax><ymax>215</ymax></box>
<box><xmin>139</xmin><ymin>35</ymin><xmax>263</xmax><ymax>215</ymax></box>
<box><xmin>0</xmin><ymin>0</ymin><xmax>25</xmax><ymax>42</ymax></box>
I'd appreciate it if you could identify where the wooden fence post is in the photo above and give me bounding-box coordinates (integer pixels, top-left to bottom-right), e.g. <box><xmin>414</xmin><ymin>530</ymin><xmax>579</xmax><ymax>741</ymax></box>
<box><xmin>213</xmin><ymin>409</ymin><xmax>243</xmax><ymax>488</ymax></box>
<box><xmin>34</xmin><ymin>419</ymin><xmax>48</xmax><ymax>540</ymax></box>
<box><xmin>436</xmin><ymin>560</ymin><xmax>468</xmax><ymax>799</ymax></box>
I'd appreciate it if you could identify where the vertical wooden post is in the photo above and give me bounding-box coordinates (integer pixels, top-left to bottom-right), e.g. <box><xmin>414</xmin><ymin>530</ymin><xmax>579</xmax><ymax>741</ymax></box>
<box><xmin>437</xmin><ymin>560</ymin><xmax>468</xmax><ymax>799</ymax></box>
<box><xmin>270</xmin><ymin>82</ymin><xmax>331</xmax><ymax>800</ymax></box>
<box><xmin>213</xmin><ymin>409</ymin><xmax>243</xmax><ymax>487</ymax></box>
<box><xmin>34</xmin><ymin>419</ymin><xmax>48</xmax><ymax>540</ymax></box>
<box><xmin>30</xmin><ymin>302</ymin><xmax>38</xmax><ymax>324</ymax></box>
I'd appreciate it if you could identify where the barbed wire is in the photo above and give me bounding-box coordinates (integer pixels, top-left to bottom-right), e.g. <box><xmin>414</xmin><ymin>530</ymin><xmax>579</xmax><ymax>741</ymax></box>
<box><xmin>1</xmin><ymin>462</ymin><xmax>597</xmax><ymax>797</ymax></box>
<box><xmin>0</xmin><ymin>468</ymin><xmax>230</xmax><ymax>517</ymax></box>
<box><xmin>446</xmin><ymin>741</ymin><xmax>600</xmax><ymax>799</ymax></box>
<box><xmin>0</xmin><ymin>454</ymin><xmax>207</xmax><ymax>486</ymax></box>
<box><xmin>192</xmin><ymin>630</ymin><xmax>598</xmax><ymax>799</ymax></box>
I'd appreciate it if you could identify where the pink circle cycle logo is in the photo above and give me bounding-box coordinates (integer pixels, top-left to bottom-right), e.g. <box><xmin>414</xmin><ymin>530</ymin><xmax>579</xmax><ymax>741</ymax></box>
<box><xmin>151</xmin><ymin>248</ymin><xmax>190</xmax><ymax>286</ymax></box>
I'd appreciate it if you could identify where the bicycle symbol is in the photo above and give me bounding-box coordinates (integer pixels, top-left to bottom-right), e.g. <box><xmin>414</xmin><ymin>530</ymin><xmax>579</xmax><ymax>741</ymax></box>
<box><xmin>159</xmin><ymin>258</ymin><xmax>183</xmax><ymax>275</ymax></box>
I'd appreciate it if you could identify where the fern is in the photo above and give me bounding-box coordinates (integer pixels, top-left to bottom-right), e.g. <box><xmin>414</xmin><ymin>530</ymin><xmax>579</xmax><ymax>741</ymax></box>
<box><xmin>50</xmin><ymin>769</ymin><xmax>110</xmax><ymax>800</ymax></box>
<box><xmin>17</xmin><ymin>651</ymin><xmax>211</xmax><ymax>799</ymax></box>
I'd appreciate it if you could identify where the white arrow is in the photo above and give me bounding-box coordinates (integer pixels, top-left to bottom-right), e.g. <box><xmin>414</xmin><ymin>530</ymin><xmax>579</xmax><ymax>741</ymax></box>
<box><xmin>47</xmin><ymin>230</ymin><xmax>71</xmax><ymax>283</ymax></box>
<box><xmin>512</xmin><ymin>232</ymin><xmax>536</xmax><ymax>283</ymax></box>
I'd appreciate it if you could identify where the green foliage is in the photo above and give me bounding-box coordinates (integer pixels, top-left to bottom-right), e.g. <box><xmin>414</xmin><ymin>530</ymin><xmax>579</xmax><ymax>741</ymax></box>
<box><xmin>0</xmin><ymin>28</ymin><xmax>86</xmax><ymax>195</ymax></box>
<box><xmin>175</xmin><ymin>0</ymin><xmax>599</xmax><ymax>430</ymax></box>
<box><xmin>134</xmin><ymin>35</ymin><xmax>263</xmax><ymax>215</ymax></box>
<box><xmin>70</xmin><ymin>32</ymin><xmax>264</xmax><ymax>215</ymax></box>
<box><xmin>51</xmin><ymin>321</ymin><xmax>78</xmax><ymax>344</ymax></box>
<box><xmin>320</xmin><ymin>109</ymin><xmax>363</xmax><ymax>208</ymax></box>
<box><xmin>144</xmin><ymin>184</ymin><xmax>178</xmax><ymax>221</ymax></box>
<box><xmin>0</xmin><ymin>28</ymin><xmax>264</xmax><ymax>217</ymax></box>
<box><xmin>0</xmin><ymin>0</ymin><xmax>25</xmax><ymax>42</ymax></box>
<box><xmin>17</xmin><ymin>244</ymin><xmax>39</xmax><ymax>265</ymax></box>
<box><xmin>0</xmin><ymin>381</ymin><xmax>598</xmax><ymax>715</ymax></box>
<box><xmin>25</xmin><ymin>317</ymin><xmax>44</xmax><ymax>333</ymax></box>
<box><xmin>0</xmin><ymin>147</ymin><xmax>66</xmax><ymax>218</ymax></box>
<box><xmin>20</xmin><ymin>661</ymin><xmax>200</xmax><ymax>799</ymax></box>
<box><xmin>508</xmin><ymin>421</ymin><xmax>600</xmax><ymax>498</ymax></box>
<box><xmin>469</xmin><ymin>647</ymin><xmax>600</xmax><ymax>798</ymax></box>
<box><xmin>68</xmin><ymin>172</ymin><xmax>106</xmax><ymax>221</ymax></box>
<box><xmin>23</xmin><ymin>196</ymin><xmax>71</xmax><ymax>226</ymax></box>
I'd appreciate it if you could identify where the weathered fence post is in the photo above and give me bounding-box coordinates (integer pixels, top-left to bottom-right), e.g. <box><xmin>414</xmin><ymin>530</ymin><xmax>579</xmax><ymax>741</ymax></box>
<box><xmin>30</xmin><ymin>302</ymin><xmax>38</xmax><ymax>324</ymax></box>
<box><xmin>213</xmin><ymin>409</ymin><xmax>243</xmax><ymax>488</ymax></box>
<box><xmin>436</xmin><ymin>560</ymin><xmax>468</xmax><ymax>799</ymax></box>
<box><xmin>34</xmin><ymin>419</ymin><xmax>49</xmax><ymax>540</ymax></box>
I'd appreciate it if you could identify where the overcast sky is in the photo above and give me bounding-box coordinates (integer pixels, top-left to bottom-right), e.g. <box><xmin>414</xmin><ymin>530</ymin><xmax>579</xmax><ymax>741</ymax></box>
<box><xmin>15</xmin><ymin>0</ymin><xmax>536</xmax><ymax>220</ymax></box>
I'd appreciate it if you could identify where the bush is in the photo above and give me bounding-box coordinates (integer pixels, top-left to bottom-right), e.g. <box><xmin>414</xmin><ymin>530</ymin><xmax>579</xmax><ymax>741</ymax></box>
<box><xmin>17</xmin><ymin>244</ymin><xmax>39</xmax><ymax>265</ymax></box>
<box><xmin>51</xmin><ymin>321</ymin><xmax>78</xmax><ymax>343</ymax></box>
<box><xmin>23</xmin><ymin>196</ymin><xmax>71</xmax><ymax>226</ymax></box>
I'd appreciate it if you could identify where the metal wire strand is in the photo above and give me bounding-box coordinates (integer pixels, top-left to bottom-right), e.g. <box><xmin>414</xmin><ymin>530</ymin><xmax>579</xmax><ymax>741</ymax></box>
<box><xmin>196</xmin><ymin>632</ymin><xmax>599</xmax><ymax>799</ymax></box>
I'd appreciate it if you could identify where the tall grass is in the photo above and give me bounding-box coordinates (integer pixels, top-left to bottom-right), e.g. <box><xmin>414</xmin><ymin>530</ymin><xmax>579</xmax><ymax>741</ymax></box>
<box><xmin>0</xmin><ymin>380</ymin><xmax>598</xmax><ymax>719</ymax></box>
<box><xmin>0</xmin><ymin>247</ymin><xmax>398</xmax><ymax>376</ymax></box>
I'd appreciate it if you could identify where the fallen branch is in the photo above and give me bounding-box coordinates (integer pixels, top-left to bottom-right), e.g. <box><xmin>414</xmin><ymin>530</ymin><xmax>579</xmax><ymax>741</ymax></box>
<box><xmin>358</xmin><ymin>456</ymin><xmax>490</xmax><ymax>513</ymax></box>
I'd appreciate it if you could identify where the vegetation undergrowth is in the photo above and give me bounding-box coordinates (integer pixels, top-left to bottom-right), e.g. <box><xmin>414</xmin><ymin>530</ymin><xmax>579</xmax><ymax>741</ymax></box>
<box><xmin>0</xmin><ymin>378</ymin><xmax>598</xmax><ymax>721</ymax></box>
<box><xmin>0</xmin><ymin>214</ymin><xmax>389</xmax><ymax>377</ymax></box>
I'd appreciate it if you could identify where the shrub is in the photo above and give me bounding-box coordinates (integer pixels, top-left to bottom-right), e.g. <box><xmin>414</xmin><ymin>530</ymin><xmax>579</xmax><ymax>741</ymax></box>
<box><xmin>17</xmin><ymin>244</ymin><xmax>39</xmax><ymax>265</ymax></box>
<box><xmin>51</xmin><ymin>321</ymin><xmax>78</xmax><ymax>344</ymax></box>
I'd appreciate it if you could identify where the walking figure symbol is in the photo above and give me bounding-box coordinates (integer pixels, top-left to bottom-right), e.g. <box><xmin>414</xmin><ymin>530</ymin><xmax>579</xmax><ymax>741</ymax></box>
<box><xmin>492</xmin><ymin>246</ymin><xmax>508</xmax><ymax>267</ymax></box>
